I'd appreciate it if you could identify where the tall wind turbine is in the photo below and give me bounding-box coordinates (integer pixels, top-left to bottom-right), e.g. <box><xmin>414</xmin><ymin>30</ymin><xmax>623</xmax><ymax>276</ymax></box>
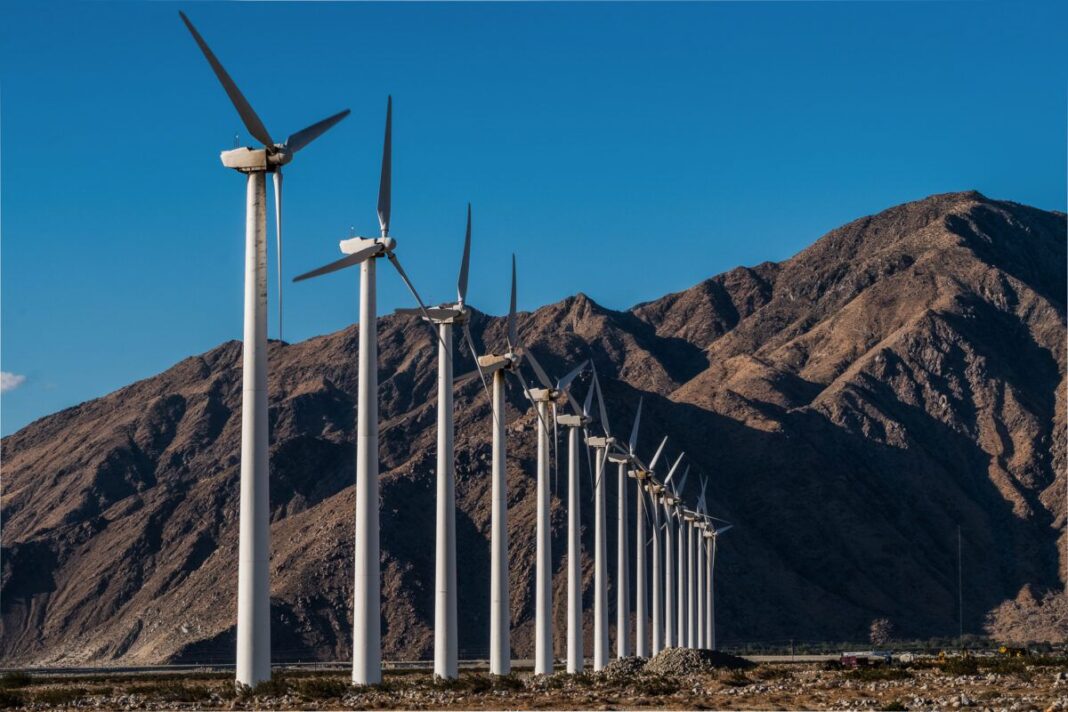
<box><xmin>392</xmin><ymin>204</ymin><xmax>481</xmax><ymax>680</ymax></box>
<box><xmin>643</xmin><ymin>437</ymin><xmax>668</xmax><ymax>656</ymax></box>
<box><xmin>706</xmin><ymin>519</ymin><xmax>732</xmax><ymax>650</ymax></box>
<box><xmin>685</xmin><ymin>505</ymin><xmax>698</xmax><ymax>648</ymax></box>
<box><xmin>615</xmin><ymin>394</ymin><xmax>645</xmax><ymax>657</ymax></box>
<box><xmin>179</xmin><ymin>12</ymin><xmax>349</xmax><ymax>687</ymax></box>
<box><xmin>524</xmin><ymin>352</ymin><xmax>587</xmax><ymax>674</ymax></box>
<box><xmin>660</xmin><ymin>453</ymin><xmax>685</xmax><ymax>648</ymax></box>
<box><xmin>695</xmin><ymin>475</ymin><xmax>708</xmax><ymax>649</ymax></box>
<box><xmin>606</xmin><ymin>399</ymin><xmax>642</xmax><ymax>659</ymax></box>
<box><xmin>584</xmin><ymin>364</ymin><xmax>615</xmax><ymax>671</ymax></box>
<box><xmin>555</xmin><ymin>372</ymin><xmax>592</xmax><ymax>674</ymax></box>
<box><xmin>471</xmin><ymin>256</ymin><xmax>527</xmax><ymax>676</ymax></box>
<box><xmin>294</xmin><ymin>97</ymin><xmax>440</xmax><ymax>685</ymax></box>
<box><xmin>662</xmin><ymin>454</ymin><xmax>687</xmax><ymax>649</ymax></box>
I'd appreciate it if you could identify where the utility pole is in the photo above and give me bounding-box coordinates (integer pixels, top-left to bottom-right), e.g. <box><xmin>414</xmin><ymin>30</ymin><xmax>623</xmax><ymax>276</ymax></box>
<box><xmin>957</xmin><ymin>524</ymin><xmax>963</xmax><ymax>651</ymax></box>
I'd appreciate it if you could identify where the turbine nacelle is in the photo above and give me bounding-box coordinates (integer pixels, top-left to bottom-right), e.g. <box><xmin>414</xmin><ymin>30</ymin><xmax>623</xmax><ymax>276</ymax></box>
<box><xmin>477</xmin><ymin>353</ymin><xmax>518</xmax><ymax>376</ymax></box>
<box><xmin>557</xmin><ymin>413</ymin><xmax>591</xmax><ymax>428</ymax></box>
<box><xmin>217</xmin><ymin>143</ymin><xmax>294</xmax><ymax>171</ymax></box>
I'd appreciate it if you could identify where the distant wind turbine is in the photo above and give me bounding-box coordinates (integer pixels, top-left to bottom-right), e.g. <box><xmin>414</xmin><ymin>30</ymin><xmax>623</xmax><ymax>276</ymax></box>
<box><xmin>293</xmin><ymin>97</ymin><xmax>441</xmax><ymax>685</ymax></box>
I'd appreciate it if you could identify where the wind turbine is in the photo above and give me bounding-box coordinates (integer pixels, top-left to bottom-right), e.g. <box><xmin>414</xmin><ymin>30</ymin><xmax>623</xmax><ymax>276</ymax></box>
<box><xmin>642</xmin><ymin>437</ymin><xmax>668</xmax><ymax>656</ymax></box>
<box><xmin>704</xmin><ymin>514</ymin><xmax>732</xmax><ymax>650</ymax></box>
<box><xmin>294</xmin><ymin>97</ymin><xmax>440</xmax><ymax>686</ymax></box>
<box><xmin>610</xmin><ymin>394</ymin><xmax>640</xmax><ymax>657</ymax></box>
<box><xmin>659</xmin><ymin>453</ymin><xmax>685</xmax><ymax>648</ymax></box>
<box><xmin>684</xmin><ymin>503</ymin><xmax>699</xmax><ymax>648</ymax></box>
<box><xmin>523</xmin><ymin>351</ymin><xmax>587</xmax><ymax>674</ymax></box>
<box><xmin>695</xmin><ymin>475</ymin><xmax>709</xmax><ymax>649</ymax></box>
<box><xmin>179</xmin><ymin>12</ymin><xmax>349</xmax><ymax>688</ymax></box>
<box><xmin>472</xmin><ymin>255</ymin><xmax>543</xmax><ymax>676</ymax></box>
<box><xmin>666</xmin><ymin>456</ymin><xmax>692</xmax><ymax>653</ymax></box>
<box><xmin>610</xmin><ymin>401</ymin><xmax>632</xmax><ymax>661</ymax></box>
<box><xmin>583</xmin><ymin>364</ymin><xmax>615</xmax><ymax>671</ymax></box>
<box><xmin>555</xmin><ymin>371</ymin><xmax>591</xmax><ymax>674</ymax></box>
<box><xmin>389</xmin><ymin>204</ymin><xmax>479</xmax><ymax>680</ymax></box>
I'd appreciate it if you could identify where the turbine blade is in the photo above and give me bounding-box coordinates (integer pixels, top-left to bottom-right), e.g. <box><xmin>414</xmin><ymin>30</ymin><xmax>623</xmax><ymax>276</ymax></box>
<box><xmin>179</xmin><ymin>12</ymin><xmax>273</xmax><ymax>146</ymax></box>
<box><xmin>507</xmin><ymin>255</ymin><xmax>518</xmax><ymax>351</ymax></box>
<box><xmin>677</xmin><ymin>465</ymin><xmax>690</xmax><ymax>497</ymax></box>
<box><xmin>377</xmin><ymin>96</ymin><xmax>392</xmax><ymax>235</ymax></box>
<box><xmin>664</xmin><ymin>452</ymin><xmax>685</xmax><ymax>486</ymax></box>
<box><xmin>698</xmin><ymin>474</ymin><xmax>708</xmax><ymax>512</ymax></box>
<box><xmin>462</xmin><ymin>321</ymin><xmax>492</xmax><ymax>403</ymax></box>
<box><xmin>593</xmin><ymin>445</ymin><xmax>610</xmax><ymax>492</ymax></box>
<box><xmin>513</xmin><ymin>363</ymin><xmax>552</xmax><ymax>438</ymax></box>
<box><xmin>591</xmin><ymin>361</ymin><xmax>611</xmax><ymax>438</ymax></box>
<box><xmin>292</xmin><ymin>243</ymin><xmax>380</xmax><ymax>282</ymax></box>
<box><xmin>648</xmin><ymin>436</ymin><xmax>668</xmax><ymax>471</ymax></box>
<box><xmin>583</xmin><ymin>427</ymin><xmax>595</xmax><ymax>492</ymax></box>
<box><xmin>273</xmin><ymin>169</ymin><xmax>283</xmax><ymax>341</ymax></box>
<box><xmin>285</xmin><ymin>109</ymin><xmax>351</xmax><ymax>154</ymax></box>
<box><xmin>385</xmin><ymin>253</ymin><xmax>450</xmax><ymax>352</ymax></box>
<box><xmin>582</xmin><ymin>377</ymin><xmax>595</xmax><ymax>418</ymax></box>
<box><xmin>637</xmin><ymin>482</ymin><xmax>656</xmax><ymax>532</ymax></box>
<box><xmin>523</xmin><ymin>348</ymin><xmax>554</xmax><ymax>390</ymax></box>
<box><xmin>457</xmin><ymin>203</ymin><xmax>471</xmax><ymax>306</ymax></box>
<box><xmin>628</xmin><ymin>397</ymin><xmax>643</xmax><ymax>454</ymax></box>
<box><xmin>557</xmin><ymin>360</ymin><xmax>588</xmax><ymax>392</ymax></box>
<box><xmin>552</xmin><ymin>402</ymin><xmax>559</xmax><ymax>495</ymax></box>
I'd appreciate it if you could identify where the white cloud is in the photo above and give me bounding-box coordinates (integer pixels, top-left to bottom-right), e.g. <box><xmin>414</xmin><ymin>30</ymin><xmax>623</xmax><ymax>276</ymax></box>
<box><xmin>1</xmin><ymin>372</ymin><xmax>26</xmax><ymax>393</ymax></box>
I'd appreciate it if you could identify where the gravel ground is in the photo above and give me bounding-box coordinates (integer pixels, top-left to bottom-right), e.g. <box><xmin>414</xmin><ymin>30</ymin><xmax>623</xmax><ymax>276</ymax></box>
<box><xmin>1</xmin><ymin>659</ymin><xmax>1067</xmax><ymax>710</ymax></box>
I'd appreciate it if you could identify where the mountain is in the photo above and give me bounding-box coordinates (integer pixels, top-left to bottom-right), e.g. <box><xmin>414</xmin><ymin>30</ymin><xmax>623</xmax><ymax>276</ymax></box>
<box><xmin>2</xmin><ymin>191</ymin><xmax>1065</xmax><ymax>665</ymax></box>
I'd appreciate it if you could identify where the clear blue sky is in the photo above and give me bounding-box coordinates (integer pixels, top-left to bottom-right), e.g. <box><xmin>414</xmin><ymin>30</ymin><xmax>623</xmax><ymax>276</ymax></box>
<box><xmin>2</xmin><ymin>1</ymin><xmax>1065</xmax><ymax>436</ymax></box>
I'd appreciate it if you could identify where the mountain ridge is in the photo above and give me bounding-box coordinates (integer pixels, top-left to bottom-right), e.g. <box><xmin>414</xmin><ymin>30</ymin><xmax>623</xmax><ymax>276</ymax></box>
<box><xmin>2</xmin><ymin>190</ymin><xmax>1065</xmax><ymax>665</ymax></box>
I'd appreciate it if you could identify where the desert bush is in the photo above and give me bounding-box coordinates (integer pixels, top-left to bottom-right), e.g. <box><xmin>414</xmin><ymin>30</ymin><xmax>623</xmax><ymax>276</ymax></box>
<box><xmin>295</xmin><ymin>676</ymin><xmax>349</xmax><ymax>699</ymax></box>
<box><xmin>128</xmin><ymin>681</ymin><xmax>213</xmax><ymax>702</ymax></box>
<box><xmin>0</xmin><ymin>691</ymin><xmax>23</xmax><ymax>709</ymax></box>
<box><xmin>240</xmin><ymin>677</ymin><xmax>291</xmax><ymax>697</ymax></box>
<box><xmin>33</xmin><ymin>687</ymin><xmax>88</xmax><ymax>706</ymax></box>
<box><xmin>0</xmin><ymin>672</ymin><xmax>32</xmax><ymax>690</ymax></box>
<box><xmin>754</xmin><ymin>665</ymin><xmax>793</xmax><ymax>680</ymax></box>
<box><xmin>879</xmin><ymin>699</ymin><xmax>905</xmax><ymax>711</ymax></box>
<box><xmin>721</xmin><ymin>670</ymin><xmax>752</xmax><ymax>687</ymax></box>
<box><xmin>434</xmin><ymin>674</ymin><xmax>493</xmax><ymax>694</ymax></box>
<box><xmin>633</xmin><ymin>674</ymin><xmax>679</xmax><ymax>696</ymax></box>
<box><xmin>846</xmin><ymin>666</ymin><xmax>912</xmax><ymax>682</ymax></box>
<box><xmin>941</xmin><ymin>656</ymin><xmax>979</xmax><ymax>676</ymax></box>
<box><xmin>491</xmin><ymin>673</ymin><xmax>524</xmax><ymax>691</ymax></box>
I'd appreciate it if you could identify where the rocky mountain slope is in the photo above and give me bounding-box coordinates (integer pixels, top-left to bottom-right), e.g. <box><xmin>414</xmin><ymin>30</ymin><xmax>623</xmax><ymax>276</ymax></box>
<box><xmin>2</xmin><ymin>191</ymin><xmax>1065</xmax><ymax>665</ymax></box>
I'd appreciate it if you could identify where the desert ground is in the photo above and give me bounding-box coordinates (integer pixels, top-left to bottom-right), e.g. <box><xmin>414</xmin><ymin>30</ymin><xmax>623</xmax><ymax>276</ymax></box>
<box><xmin>1</xmin><ymin>650</ymin><xmax>1066</xmax><ymax>711</ymax></box>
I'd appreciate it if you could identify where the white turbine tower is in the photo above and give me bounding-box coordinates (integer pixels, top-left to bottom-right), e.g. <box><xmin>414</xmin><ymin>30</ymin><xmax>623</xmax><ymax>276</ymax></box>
<box><xmin>555</xmin><ymin>373</ymin><xmax>591</xmax><ymax>674</ymax></box>
<box><xmin>583</xmin><ymin>363</ymin><xmax>615</xmax><ymax>671</ymax></box>
<box><xmin>294</xmin><ymin>97</ymin><xmax>442</xmax><ymax>685</ymax></box>
<box><xmin>695</xmin><ymin>475</ymin><xmax>709</xmax><ymax>649</ymax></box>
<box><xmin>179</xmin><ymin>13</ymin><xmax>349</xmax><ymax>687</ymax></box>
<box><xmin>523</xmin><ymin>352</ymin><xmax>587</xmax><ymax>674</ymax></box>
<box><xmin>685</xmin><ymin>506</ymin><xmax>698</xmax><ymax>648</ymax></box>
<box><xmin>643</xmin><ymin>437</ymin><xmax>668</xmax><ymax>656</ymax></box>
<box><xmin>706</xmin><ymin>520</ymin><xmax>732</xmax><ymax>650</ymax></box>
<box><xmin>615</xmin><ymin>399</ymin><xmax>645</xmax><ymax>661</ymax></box>
<box><xmin>662</xmin><ymin>454</ymin><xmax>687</xmax><ymax>649</ymax></box>
<box><xmin>392</xmin><ymin>204</ymin><xmax>482</xmax><ymax>680</ymax></box>
<box><xmin>659</xmin><ymin>453</ymin><xmax>685</xmax><ymax>649</ymax></box>
<box><xmin>610</xmin><ymin>403</ymin><xmax>632</xmax><ymax>661</ymax></box>
<box><xmin>471</xmin><ymin>256</ymin><xmax>526</xmax><ymax>675</ymax></box>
